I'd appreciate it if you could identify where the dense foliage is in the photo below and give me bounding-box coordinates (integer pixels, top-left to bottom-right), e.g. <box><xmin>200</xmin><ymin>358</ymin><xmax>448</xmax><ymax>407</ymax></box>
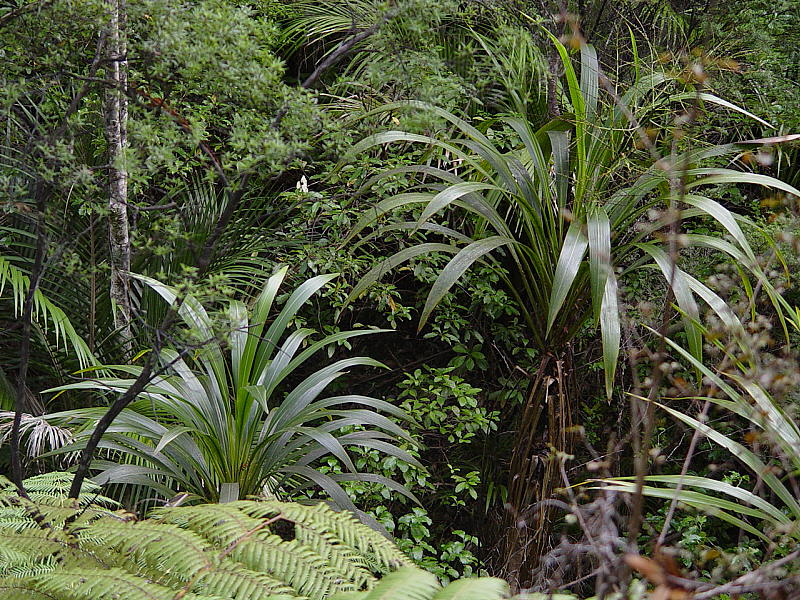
<box><xmin>0</xmin><ymin>472</ymin><xmax>516</xmax><ymax>599</ymax></box>
<box><xmin>2</xmin><ymin>0</ymin><xmax>800</xmax><ymax>598</ymax></box>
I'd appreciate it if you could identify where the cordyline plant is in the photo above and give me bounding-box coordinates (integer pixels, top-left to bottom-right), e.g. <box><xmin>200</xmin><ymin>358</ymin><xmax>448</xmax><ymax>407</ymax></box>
<box><xmin>341</xmin><ymin>34</ymin><xmax>800</xmax><ymax>584</ymax></box>
<box><xmin>41</xmin><ymin>267</ymin><xmax>419</xmax><ymax>518</ymax></box>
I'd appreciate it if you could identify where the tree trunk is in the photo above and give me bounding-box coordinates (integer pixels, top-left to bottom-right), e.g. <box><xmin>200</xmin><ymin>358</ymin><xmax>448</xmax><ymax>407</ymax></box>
<box><xmin>105</xmin><ymin>0</ymin><xmax>132</xmax><ymax>351</ymax></box>
<box><xmin>502</xmin><ymin>352</ymin><xmax>575</xmax><ymax>591</ymax></box>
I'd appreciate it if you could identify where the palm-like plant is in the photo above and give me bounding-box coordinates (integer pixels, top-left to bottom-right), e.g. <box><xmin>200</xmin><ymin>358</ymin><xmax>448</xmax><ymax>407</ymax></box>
<box><xmin>281</xmin><ymin>0</ymin><xmax>548</xmax><ymax>119</ymax></box>
<box><xmin>43</xmin><ymin>267</ymin><xmax>418</xmax><ymax>514</ymax></box>
<box><xmin>342</xmin><ymin>36</ymin><xmax>800</xmax><ymax>580</ymax></box>
<box><xmin>0</xmin><ymin>253</ymin><xmax>98</xmax><ymax>372</ymax></box>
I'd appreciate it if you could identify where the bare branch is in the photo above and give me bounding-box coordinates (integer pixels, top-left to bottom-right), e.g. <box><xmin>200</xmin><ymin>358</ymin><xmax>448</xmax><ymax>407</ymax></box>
<box><xmin>301</xmin><ymin>15</ymin><xmax>391</xmax><ymax>89</ymax></box>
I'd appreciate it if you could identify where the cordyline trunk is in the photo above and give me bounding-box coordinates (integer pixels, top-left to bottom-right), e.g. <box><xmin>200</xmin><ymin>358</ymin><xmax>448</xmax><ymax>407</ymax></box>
<box><xmin>105</xmin><ymin>0</ymin><xmax>132</xmax><ymax>350</ymax></box>
<box><xmin>501</xmin><ymin>352</ymin><xmax>576</xmax><ymax>591</ymax></box>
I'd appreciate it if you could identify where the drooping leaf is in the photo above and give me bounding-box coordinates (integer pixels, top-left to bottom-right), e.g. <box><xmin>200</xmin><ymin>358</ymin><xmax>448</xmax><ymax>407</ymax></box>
<box><xmin>546</xmin><ymin>222</ymin><xmax>588</xmax><ymax>335</ymax></box>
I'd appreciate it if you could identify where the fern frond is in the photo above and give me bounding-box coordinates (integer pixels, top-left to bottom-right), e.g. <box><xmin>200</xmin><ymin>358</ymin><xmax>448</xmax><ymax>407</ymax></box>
<box><xmin>431</xmin><ymin>577</ymin><xmax>509</xmax><ymax>599</ymax></box>
<box><xmin>0</xmin><ymin>528</ymin><xmax>105</xmax><ymax>569</ymax></box>
<box><xmin>79</xmin><ymin>520</ymin><xmax>215</xmax><ymax>583</ymax></box>
<box><xmin>0</xmin><ymin>499</ymin><xmax>123</xmax><ymax>532</ymax></box>
<box><xmin>235</xmin><ymin>501</ymin><xmax>411</xmax><ymax>572</ymax></box>
<box><xmin>293</xmin><ymin>526</ymin><xmax>374</xmax><ymax>589</ymax></box>
<box><xmin>0</xmin><ymin>542</ymin><xmax>58</xmax><ymax>578</ymax></box>
<box><xmin>4</xmin><ymin>556</ymin><xmax>59</xmax><ymax>579</ymax></box>
<box><xmin>0</xmin><ymin>473</ymin><xmax>514</xmax><ymax>600</ymax></box>
<box><xmin>0</xmin><ymin>544</ymin><xmax>37</xmax><ymax>570</ymax></box>
<box><xmin>153</xmin><ymin>503</ymin><xmax>266</xmax><ymax>545</ymax></box>
<box><xmin>0</xmin><ymin>582</ymin><xmax>57</xmax><ymax>600</ymax></box>
<box><xmin>196</xmin><ymin>563</ymin><xmax>296</xmax><ymax>600</ymax></box>
<box><xmin>231</xmin><ymin>533</ymin><xmax>344</xmax><ymax>597</ymax></box>
<box><xmin>0</xmin><ymin>472</ymin><xmax>118</xmax><ymax>508</ymax></box>
<box><xmin>31</xmin><ymin>568</ymin><xmax>223</xmax><ymax>600</ymax></box>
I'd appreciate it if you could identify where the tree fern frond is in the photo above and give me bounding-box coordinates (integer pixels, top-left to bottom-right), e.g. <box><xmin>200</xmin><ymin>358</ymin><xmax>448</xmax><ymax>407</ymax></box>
<box><xmin>0</xmin><ymin>542</ymin><xmax>57</xmax><ymax>578</ymax></box>
<box><xmin>0</xmin><ymin>471</ymin><xmax>118</xmax><ymax>508</ymax></box>
<box><xmin>157</xmin><ymin>502</ymin><xmax>375</xmax><ymax>593</ymax></box>
<box><xmin>4</xmin><ymin>556</ymin><xmax>59</xmax><ymax>579</ymax></box>
<box><xmin>231</xmin><ymin>534</ymin><xmax>344</xmax><ymax>597</ymax></box>
<box><xmin>79</xmin><ymin>520</ymin><xmax>216</xmax><ymax>583</ymax></box>
<box><xmin>196</xmin><ymin>563</ymin><xmax>296</xmax><ymax>600</ymax></box>
<box><xmin>31</xmin><ymin>568</ymin><xmax>223</xmax><ymax>600</ymax></box>
<box><xmin>0</xmin><ymin>582</ymin><xmax>57</xmax><ymax>600</ymax></box>
<box><xmin>235</xmin><ymin>501</ymin><xmax>411</xmax><ymax>572</ymax></box>
<box><xmin>0</xmin><ymin>475</ymin><xmax>512</xmax><ymax>600</ymax></box>
<box><xmin>431</xmin><ymin>577</ymin><xmax>509</xmax><ymax>599</ymax></box>
<box><xmin>292</xmin><ymin>526</ymin><xmax>374</xmax><ymax>589</ymax></box>
<box><xmin>153</xmin><ymin>503</ymin><xmax>266</xmax><ymax>545</ymax></box>
<box><xmin>0</xmin><ymin>528</ymin><xmax>105</xmax><ymax>569</ymax></box>
<box><xmin>0</xmin><ymin>500</ymin><xmax>124</xmax><ymax>532</ymax></box>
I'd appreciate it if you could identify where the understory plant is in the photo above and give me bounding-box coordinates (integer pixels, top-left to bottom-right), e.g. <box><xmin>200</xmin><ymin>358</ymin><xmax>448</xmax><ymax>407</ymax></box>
<box><xmin>317</xmin><ymin>366</ymin><xmax>499</xmax><ymax>581</ymax></box>
<box><xmin>600</xmin><ymin>328</ymin><xmax>800</xmax><ymax>553</ymax></box>
<box><xmin>41</xmin><ymin>267</ymin><xmax>418</xmax><ymax>515</ymax></box>
<box><xmin>343</xmin><ymin>34</ymin><xmax>800</xmax><ymax>582</ymax></box>
<box><xmin>0</xmin><ymin>471</ymin><xmax>520</xmax><ymax>600</ymax></box>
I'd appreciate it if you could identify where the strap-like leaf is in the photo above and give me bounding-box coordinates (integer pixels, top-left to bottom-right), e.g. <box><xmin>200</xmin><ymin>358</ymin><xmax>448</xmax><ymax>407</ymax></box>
<box><xmin>659</xmin><ymin>402</ymin><xmax>800</xmax><ymax>519</ymax></box>
<box><xmin>594</xmin><ymin>481</ymin><xmax>771</xmax><ymax>543</ymax></box>
<box><xmin>346</xmin><ymin>244</ymin><xmax>458</xmax><ymax>306</ymax></box>
<box><xmin>686</xmin><ymin>169</ymin><xmax>800</xmax><ymax>199</ymax></box>
<box><xmin>546</xmin><ymin>222</ymin><xmax>588</xmax><ymax>335</ymax></box>
<box><xmin>600</xmin><ymin>273</ymin><xmax>620</xmax><ymax>399</ymax></box>
<box><xmin>588</xmin><ymin>206</ymin><xmax>611</xmax><ymax>322</ymax></box>
<box><xmin>419</xmin><ymin>237</ymin><xmax>513</xmax><ymax>330</ymax></box>
<box><xmin>670</xmin><ymin>92</ymin><xmax>773</xmax><ymax>128</ymax></box>
<box><xmin>637</xmin><ymin>244</ymin><xmax>702</xmax><ymax>363</ymax></box>
<box><xmin>417</xmin><ymin>183</ymin><xmax>500</xmax><ymax>227</ymax></box>
<box><xmin>579</xmin><ymin>44</ymin><xmax>599</xmax><ymax>120</ymax></box>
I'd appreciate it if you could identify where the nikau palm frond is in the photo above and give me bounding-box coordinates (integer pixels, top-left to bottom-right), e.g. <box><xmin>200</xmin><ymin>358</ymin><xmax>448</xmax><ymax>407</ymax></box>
<box><xmin>0</xmin><ymin>255</ymin><xmax>98</xmax><ymax>370</ymax></box>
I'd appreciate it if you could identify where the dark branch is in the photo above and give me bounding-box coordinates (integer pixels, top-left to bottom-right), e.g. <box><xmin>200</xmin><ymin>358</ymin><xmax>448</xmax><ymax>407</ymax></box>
<box><xmin>301</xmin><ymin>18</ymin><xmax>389</xmax><ymax>89</ymax></box>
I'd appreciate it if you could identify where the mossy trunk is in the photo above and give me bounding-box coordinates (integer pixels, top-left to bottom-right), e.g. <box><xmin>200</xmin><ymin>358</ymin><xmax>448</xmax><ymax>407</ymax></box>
<box><xmin>105</xmin><ymin>0</ymin><xmax>132</xmax><ymax>352</ymax></box>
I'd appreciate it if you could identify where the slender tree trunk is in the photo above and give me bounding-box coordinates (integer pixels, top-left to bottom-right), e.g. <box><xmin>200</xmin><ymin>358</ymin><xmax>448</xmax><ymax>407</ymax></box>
<box><xmin>502</xmin><ymin>352</ymin><xmax>575</xmax><ymax>590</ymax></box>
<box><xmin>105</xmin><ymin>0</ymin><xmax>132</xmax><ymax>350</ymax></box>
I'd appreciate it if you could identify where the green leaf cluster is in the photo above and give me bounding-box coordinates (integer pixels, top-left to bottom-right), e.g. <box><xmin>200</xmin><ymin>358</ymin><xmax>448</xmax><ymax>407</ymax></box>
<box><xmin>0</xmin><ymin>472</ymin><xmax>523</xmax><ymax>600</ymax></box>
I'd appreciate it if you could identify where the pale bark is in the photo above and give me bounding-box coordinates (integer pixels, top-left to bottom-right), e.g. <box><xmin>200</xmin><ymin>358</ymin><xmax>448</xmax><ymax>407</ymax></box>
<box><xmin>105</xmin><ymin>0</ymin><xmax>132</xmax><ymax>349</ymax></box>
